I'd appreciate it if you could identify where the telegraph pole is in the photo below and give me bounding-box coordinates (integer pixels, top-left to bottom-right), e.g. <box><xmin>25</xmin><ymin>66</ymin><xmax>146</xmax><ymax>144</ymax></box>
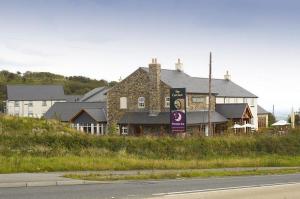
<box><xmin>208</xmin><ymin>52</ymin><xmax>212</xmax><ymax>136</ymax></box>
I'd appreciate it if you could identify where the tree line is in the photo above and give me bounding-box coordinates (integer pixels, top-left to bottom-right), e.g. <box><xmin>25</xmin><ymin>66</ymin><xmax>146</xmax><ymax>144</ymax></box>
<box><xmin>0</xmin><ymin>70</ymin><xmax>118</xmax><ymax>111</ymax></box>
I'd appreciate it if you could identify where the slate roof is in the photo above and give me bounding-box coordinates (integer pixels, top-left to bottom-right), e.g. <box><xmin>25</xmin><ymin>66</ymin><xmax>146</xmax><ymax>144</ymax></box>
<box><xmin>215</xmin><ymin>103</ymin><xmax>250</xmax><ymax>119</ymax></box>
<box><xmin>64</xmin><ymin>95</ymin><xmax>82</xmax><ymax>102</ymax></box>
<box><xmin>257</xmin><ymin>105</ymin><xmax>269</xmax><ymax>115</ymax></box>
<box><xmin>80</xmin><ymin>87</ymin><xmax>109</xmax><ymax>102</ymax></box>
<box><xmin>44</xmin><ymin>102</ymin><xmax>106</xmax><ymax>122</ymax></box>
<box><xmin>70</xmin><ymin>108</ymin><xmax>107</xmax><ymax>122</ymax></box>
<box><xmin>118</xmin><ymin>111</ymin><xmax>227</xmax><ymax>125</ymax></box>
<box><xmin>7</xmin><ymin>85</ymin><xmax>66</xmax><ymax>101</ymax></box>
<box><xmin>141</xmin><ymin>68</ymin><xmax>257</xmax><ymax>98</ymax></box>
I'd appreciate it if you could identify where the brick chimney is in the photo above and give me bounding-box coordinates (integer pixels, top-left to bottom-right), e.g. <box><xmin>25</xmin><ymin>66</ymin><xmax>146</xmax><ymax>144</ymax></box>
<box><xmin>149</xmin><ymin>58</ymin><xmax>161</xmax><ymax>115</ymax></box>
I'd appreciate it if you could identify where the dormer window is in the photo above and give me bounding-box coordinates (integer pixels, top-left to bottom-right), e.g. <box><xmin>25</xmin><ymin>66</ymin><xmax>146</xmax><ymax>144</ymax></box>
<box><xmin>120</xmin><ymin>97</ymin><xmax>127</xmax><ymax>109</ymax></box>
<box><xmin>138</xmin><ymin>97</ymin><xmax>145</xmax><ymax>109</ymax></box>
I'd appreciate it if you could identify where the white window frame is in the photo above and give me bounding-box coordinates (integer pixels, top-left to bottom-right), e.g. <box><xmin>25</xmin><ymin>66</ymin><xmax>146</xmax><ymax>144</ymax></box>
<box><xmin>121</xmin><ymin>126</ymin><xmax>128</xmax><ymax>135</ymax></box>
<box><xmin>192</xmin><ymin>96</ymin><xmax>206</xmax><ymax>103</ymax></box>
<box><xmin>120</xmin><ymin>97</ymin><xmax>127</xmax><ymax>109</ymax></box>
<box><xmin>28</xmin><ymin>101</ymin><xmax>33</xmax><ymax>107</ymax></box>
<box><xmin>165</xmin><ymin>97</ymin><xmax>170</xmax><ymax>108</ymax></box>
<box><xmin>138</xmin><ymin>97</ymin><xmax>145</xmax><ymax>109</ymax></box>
<box><xmin>14</xmin><ymin>101</ymin><xmax>20</xmax><ymax>107</ymax></box>
<box><xmin>225</xmin><ymin>98</ymin><xmax>230</xmax><ymax>103</ymax></box>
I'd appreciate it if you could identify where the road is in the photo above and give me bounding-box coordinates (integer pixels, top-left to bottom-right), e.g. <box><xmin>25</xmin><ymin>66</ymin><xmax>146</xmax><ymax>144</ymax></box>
<box><xmin>1</xmin><ymin>173</ymin><xmax>300</xmax><ymax>199</ymax></box>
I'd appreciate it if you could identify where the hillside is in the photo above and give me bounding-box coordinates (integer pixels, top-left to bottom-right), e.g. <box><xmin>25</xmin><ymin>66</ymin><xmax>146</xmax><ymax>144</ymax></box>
<box><xmin>0</xmin><ymin>70</ymin><xmax>117</xmax><ymax>111</ymax></box>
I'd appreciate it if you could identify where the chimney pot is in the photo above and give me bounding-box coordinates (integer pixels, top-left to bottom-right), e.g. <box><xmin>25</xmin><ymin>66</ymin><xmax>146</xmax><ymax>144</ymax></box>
<box><xmin>224</xmin><ymin>70</ymin><xmax>231</xmax><ymax>81</ymax></box>
<box><xmin>175</xmin><ymin>58</ymin><xmax>183</xmax><ymax>71</ymax></box>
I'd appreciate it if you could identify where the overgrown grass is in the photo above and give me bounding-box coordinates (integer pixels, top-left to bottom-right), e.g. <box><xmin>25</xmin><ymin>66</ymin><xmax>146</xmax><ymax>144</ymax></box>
<box><xmin>1</xmin><ymin>155</ymin><xmax>300</xmax><ymax>173</ymax></box>
<box><xmin>65</xmin><ymin>168</ymin><xmax>300</xmax><ymax>181</ymax></box>
<box><xmin>2</xmin><ymin>116</ymin><xmax>300</xmax><ymax>173</ymax></box>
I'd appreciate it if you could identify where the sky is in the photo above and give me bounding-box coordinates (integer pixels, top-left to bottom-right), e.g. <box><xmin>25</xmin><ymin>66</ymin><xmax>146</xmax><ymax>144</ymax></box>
<box><xmin>0</xmin><ymin>0</ymin><xmax>300</xmax><ymax>115</ymax></box>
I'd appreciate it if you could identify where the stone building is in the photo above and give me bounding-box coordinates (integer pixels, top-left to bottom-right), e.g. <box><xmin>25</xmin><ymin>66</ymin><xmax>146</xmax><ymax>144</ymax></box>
<box><xmin>107</xmin><ymin>58</ymin><xmax>258</xmax><ymax>135</ymax></box>
<box><xmin>43</xmin><ymin>58</ymin><xmax>268</xmax><ymax>136</ymax></box>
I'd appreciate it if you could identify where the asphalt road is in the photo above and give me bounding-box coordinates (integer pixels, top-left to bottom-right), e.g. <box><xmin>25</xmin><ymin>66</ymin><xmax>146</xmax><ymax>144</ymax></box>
<box><xmin>1</xmin><ymin>174</ymin><xmax>300</xmax><ymax>199</ymax></box>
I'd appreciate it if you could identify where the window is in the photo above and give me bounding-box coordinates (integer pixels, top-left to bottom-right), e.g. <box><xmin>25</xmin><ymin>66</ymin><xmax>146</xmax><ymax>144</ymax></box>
<box><xmin>165</xmin><ymin>97</ymin><xmax>170</xmax><ymax>108</ymax></box>
<box><xmin>225</xmin><ymin>98</ymin><xmax>230</xmax><ymax>103</ymax></box>
<box><xmin>14</xmin><ymin>101</ymin><xmax>20</xmax><ymax>107</ymax></box>
<box><xmin>138</xmin><ymin>97</ymin><xmax>145</xmax><ymax>109</ymax></box>
<box><xmin>192</xmin><ymin>96</ymin><xmax>206</xmax><ymax>103</ymax></box>
<box><xmin>42</xmin><ymin>101</ymin><xmax>47</xmax><ymax>106</ymax></box>
<box><xmin>28</xmin><ymin>102</ymin><xmax>33</xmax><ymax>107</ymax></box>
<box><xmin>186</xmin><ymin>96</ymin><xmax>189</xmax><ymax>107</ymax></box>
<box><xmin>120</xmin><ymin>97</ymin><xmax>127</xmax><ymax>109</ymax></box>
<box><xmin>121</xmin><ymin>126</ymin><xmax>128</xmax><ymax>135</ymax></box>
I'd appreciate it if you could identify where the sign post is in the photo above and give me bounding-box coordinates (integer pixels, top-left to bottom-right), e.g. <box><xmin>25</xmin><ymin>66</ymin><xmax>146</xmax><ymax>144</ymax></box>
<box><xmin>170</xmin><ymin>88</ymin><xmax>186</xmax><ymax>133</ymax></box>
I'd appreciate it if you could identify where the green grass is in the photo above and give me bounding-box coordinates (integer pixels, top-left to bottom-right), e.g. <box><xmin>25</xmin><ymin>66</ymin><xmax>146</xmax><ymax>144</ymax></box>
<box><xmin>2</xmin><ymin>116</ymin><xmax>300</xmax><ymax>173</ymax></box>
<box><xmin>2</xmin><ymin>155</ymin><xmax>300</xmax><ymax>173</ymax></box>
<box><xmin>65</xmin><ymin>168</ymin><xmax>300</xmax><ymax>181</ymax></box>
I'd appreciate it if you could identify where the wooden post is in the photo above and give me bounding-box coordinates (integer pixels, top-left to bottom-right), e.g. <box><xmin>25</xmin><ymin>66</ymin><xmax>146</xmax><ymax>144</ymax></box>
<box><xmin>207</xmin><ymin>52</ymin><xmax>212</xmax><ymax>136</ymax></box>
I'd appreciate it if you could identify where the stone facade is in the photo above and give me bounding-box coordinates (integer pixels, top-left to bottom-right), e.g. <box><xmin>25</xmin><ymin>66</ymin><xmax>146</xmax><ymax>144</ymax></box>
<box><xmin>187</xmin><ymin>94</ymin><xmax>216</xmax><ymax>111</ymax></box>
<box><xmin>107</xmin><ymin>68</ymin><xmax>151</xmax><ymax>126</ymax></box>
<box><xmin>107</xmin><ymin>60</ymin><xmax>217</xmax><ymax>134</ymax></box>
<box><xmin>149</xmin><ymin>59</ymin><xmax>161</xmax><ymax>114</ymax></box>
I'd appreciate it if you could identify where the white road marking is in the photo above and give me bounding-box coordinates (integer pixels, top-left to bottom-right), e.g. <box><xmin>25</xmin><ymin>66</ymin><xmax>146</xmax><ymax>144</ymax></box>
<box><xmin>152</xmin><ymin>182</ymin><xmax>300</xmax><ymax>196</ymax></box>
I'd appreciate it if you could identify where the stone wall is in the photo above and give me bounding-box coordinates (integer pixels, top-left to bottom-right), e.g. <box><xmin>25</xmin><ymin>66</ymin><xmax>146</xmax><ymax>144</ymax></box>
<box><xmin>107</xmin><ymin>68</ymin><xmax>151</xmax><ymax>127</ymax></box>
<box><xmin>149</xmin><ymin>60</ymin><xmax>161</xmax><ymax>114</ymax></box>
<box><xmin>107</xmin><ymin>66</ymin><xmax>218</xmax><ymax>133</ymax></box>
<box><xmin>187</xmin><ymin>94</ymin><xmax>216</xmax><ymax>111</ymax></box>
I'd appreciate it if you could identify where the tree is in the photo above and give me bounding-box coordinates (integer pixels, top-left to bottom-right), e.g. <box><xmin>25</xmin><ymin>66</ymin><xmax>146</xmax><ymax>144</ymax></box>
<box><xmin>268</xmin><ymin>113</ymin><xmax>276</xmax><ymax>127</ymax></box>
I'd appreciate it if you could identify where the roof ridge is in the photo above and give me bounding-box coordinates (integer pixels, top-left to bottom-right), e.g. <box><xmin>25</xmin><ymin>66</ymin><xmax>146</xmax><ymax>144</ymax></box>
<box><xmin>7</xmin><ymin>84</ymin><xmax>64</xmax><ymax>86</ymax></box>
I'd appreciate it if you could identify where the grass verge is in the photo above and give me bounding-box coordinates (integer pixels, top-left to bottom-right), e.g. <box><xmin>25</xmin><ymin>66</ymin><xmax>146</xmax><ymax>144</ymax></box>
<box><xmin>64</xmin><ymin>168</ymin><xmax>300</xmax><ymax>181</ymax></box>
<box><xmin>2</xmin><ymin>155</ymin><xmax>300</xmax><ymax>173</ymax></box>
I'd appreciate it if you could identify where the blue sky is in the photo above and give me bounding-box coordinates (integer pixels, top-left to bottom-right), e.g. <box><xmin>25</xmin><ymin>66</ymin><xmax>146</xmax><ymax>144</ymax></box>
<box><xmin>1</xmin><ymin>0</ymin><xmax>300</xmax><ymax>115</ymax></box>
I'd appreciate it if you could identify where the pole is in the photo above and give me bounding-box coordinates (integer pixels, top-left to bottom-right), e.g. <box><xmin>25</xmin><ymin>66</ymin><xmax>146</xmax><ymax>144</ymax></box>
<box><xmin>207</xmin><ymin>52</ymin><xmax>212</xmax><ymax>136</ymax></box>
<box><xmin>291</xmin><ymin>107</ymin><xmax>295</xmax><ymax>129</ymax></box>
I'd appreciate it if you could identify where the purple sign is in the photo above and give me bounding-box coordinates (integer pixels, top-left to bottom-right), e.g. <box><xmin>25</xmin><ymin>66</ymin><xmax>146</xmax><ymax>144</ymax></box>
<box><xmin>171</xmin><ymin>111</ymin><xmax>186</xmax><ymax>132</ymax></box>
<box><xmin>170</xmin><ymin>88</ymin><xmax>186</xmax><ymax>133</ymax></box>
